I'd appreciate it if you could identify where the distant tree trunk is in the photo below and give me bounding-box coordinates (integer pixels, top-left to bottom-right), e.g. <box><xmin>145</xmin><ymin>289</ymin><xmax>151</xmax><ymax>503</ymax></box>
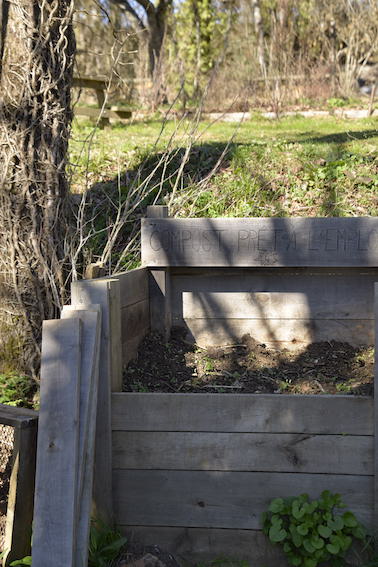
<box><xmin>252</xmin><ymin>0</ymin><xmax>266</xmax><ymax>77</ymax></box>
<box><xmin>0</xmin><ymin>0</ymin><xmax>75</xmax><ymax>375</ymax></box>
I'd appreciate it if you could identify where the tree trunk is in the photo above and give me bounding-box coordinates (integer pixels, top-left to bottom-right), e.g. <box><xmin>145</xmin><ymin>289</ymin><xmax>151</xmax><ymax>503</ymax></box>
<box><xmin>252</xmin><ymin>0</ymin><xmax>266</xmax><ymax>78</ymax></box>
<box><xmin>0</xmin><ymin>0</ymin><xmax>75</xmax><ymax>375</ymax></box>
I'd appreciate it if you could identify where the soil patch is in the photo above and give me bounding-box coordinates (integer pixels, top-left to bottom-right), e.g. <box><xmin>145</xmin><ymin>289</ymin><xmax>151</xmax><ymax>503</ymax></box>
<box><xmin>123</xmin><ymin>329</ymin><xmax>374</xmax><ymax>395</ymax></box>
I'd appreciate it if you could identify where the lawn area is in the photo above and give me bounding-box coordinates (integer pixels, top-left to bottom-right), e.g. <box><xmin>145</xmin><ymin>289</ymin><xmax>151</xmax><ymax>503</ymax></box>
<box><xmin>70</xmin><ymin>113</ymin><xmax>378</xmax><ymax>220</ymax></box>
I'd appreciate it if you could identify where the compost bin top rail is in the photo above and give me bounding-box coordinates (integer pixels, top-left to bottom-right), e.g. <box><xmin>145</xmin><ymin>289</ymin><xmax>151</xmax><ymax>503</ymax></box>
<box><xmin>141</xmin><ymin>212</ymin><xmax>378</xmax><ymax>268</ymax></box>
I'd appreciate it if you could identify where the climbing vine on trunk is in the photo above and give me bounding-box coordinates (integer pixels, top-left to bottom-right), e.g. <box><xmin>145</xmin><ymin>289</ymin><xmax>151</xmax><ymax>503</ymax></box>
<box><xmin>0</xmin><ymin>0</ymin><xmax>75</xmax><ymax>375</ymax></box>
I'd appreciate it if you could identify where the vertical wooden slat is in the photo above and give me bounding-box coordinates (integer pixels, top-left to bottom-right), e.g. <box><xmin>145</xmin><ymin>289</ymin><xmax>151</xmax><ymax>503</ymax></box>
<box><xmin>3</xmin><ymin>421</ymin><xmax>37</xmax><ymax>566</ymax></box>
<box><xmin>71</xmin><ymin>278</ymin><xmax>121</xmax><ymax>524</ymax></box>
<box><xmin>147</xmin><ymin>206</ymin><xmax>171</xmax><ymax>339</ymax></box>
<box><xmin>32</xmin><ymin>319</ymin><xmax>82</xmax><ymax>567</ymax></box>
<box><xmin>61</xmin><ymin>305</ymin><xmax>101</xmax><ymax>567</ymax></box>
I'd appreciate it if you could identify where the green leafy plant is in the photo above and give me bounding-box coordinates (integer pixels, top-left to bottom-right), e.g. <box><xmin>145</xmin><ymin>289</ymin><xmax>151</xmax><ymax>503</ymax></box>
<box><xmin>0</xmin><ymin>372</ymin><xmax>35</xmax><ymax>407</ymax></box>
<box><xmin>10</xmin><ymin>557</ymin><xmax>32</xmax><ymax>566</ymax></box>
<box><xmin>262</xmin><ymin>491</ymin><xmax>366</xmax><ymax>567</ymax></box>
<box><xmin>88</xmin><ymin>519</ymin><xmax>127</xmax><ymax>567</ymax></box>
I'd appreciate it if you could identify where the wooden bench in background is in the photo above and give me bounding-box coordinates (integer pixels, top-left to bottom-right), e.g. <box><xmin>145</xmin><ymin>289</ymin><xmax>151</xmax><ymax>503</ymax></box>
<box><xmin>72</xmin><ymin>76</ymin><xmax>132</xmax><ymax>126</ymax></box>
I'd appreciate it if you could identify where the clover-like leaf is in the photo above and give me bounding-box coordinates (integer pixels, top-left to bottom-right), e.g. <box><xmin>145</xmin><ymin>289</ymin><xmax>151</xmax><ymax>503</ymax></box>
<box><xmin>269</xmin><ymin>525</ymin><xmax>287</xmax><ymax>543</ymax></box>
<box><xmin>297</xmin><ymin>524</ymin><xmax>309</xmax><ymax>536</ymax></box>
<box><xmin>328</xmin><ymin>516</ymin><xmax>344</xmax><ymax>531</ymax></box>
<box><xmin>326</xmin><ymin>542</ymin><xmax>340</xmax><ymax>555</ymax></box>
<box><xmin>318</xmin><ymin>524</ymin><xmax>332</xmax><ymax>538</ymax></box>
<box><xmin>303</xmin><ymin>539</ymin><xmax>315</xmax><ymax>554</ymax></box>
<box><xmin>311</xmin><ymin>536</ymin><xmax>325</xmax><ymax>550</ymax></box>
<box><xmin>342</xmin><ymin>511</ymin><xmax>358</xmax><ymax>528</ymax></box>
<box><xmin>269</xmin><ymin>498</ymin><xmax>285</xmax><ymax>513</ymax></box>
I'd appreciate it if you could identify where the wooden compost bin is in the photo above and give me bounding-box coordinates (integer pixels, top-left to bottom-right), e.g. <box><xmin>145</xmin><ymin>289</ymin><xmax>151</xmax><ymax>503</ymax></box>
<box><xmin>74</xmin><ymin>210</ymin><xmax>378</xmax><ymax>566</ymax></box>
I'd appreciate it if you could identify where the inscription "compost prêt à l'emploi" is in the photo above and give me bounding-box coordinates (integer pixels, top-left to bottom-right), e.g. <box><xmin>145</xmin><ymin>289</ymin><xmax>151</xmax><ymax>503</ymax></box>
<box><xmin>148</xmin><ymin>227</ymin><xmax>378</xmax><ymax>255</ymax></box>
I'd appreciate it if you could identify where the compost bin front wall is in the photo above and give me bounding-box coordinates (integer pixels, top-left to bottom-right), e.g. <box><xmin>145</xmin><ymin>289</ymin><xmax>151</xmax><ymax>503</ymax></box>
<box><xmin>170</xmin><ymin>268</ymin><xmax>378</xmax><ymax>348</ymax></box>
<box><xmin>111</xmin><ymin>393</ymin><xmax>373</xmax><ymax>564</ymax></box>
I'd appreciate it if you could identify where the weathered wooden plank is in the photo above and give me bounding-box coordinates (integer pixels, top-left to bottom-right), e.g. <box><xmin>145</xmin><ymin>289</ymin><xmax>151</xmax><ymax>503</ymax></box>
<box><xmin>149</xmin><ymin>269</ymin><xmax>171</xmax><ymax>339</ymax></box>
<box><xmin>71</xmin><ymin>279</ymin><xmax>120</xmax><ymax>523</ymax></box>
<box><xmin>113</xmin><ymin>470</ymin><xmax>373</xmax><ymax>529</ymax></box>
<box><xmin>182</xmin><ymin>317</ymin><xmax>374</xmax><ymax>347</ymax></box>
<box><xmin>117</xmin><ymin>267</ymin><xmax>149</xmax><ymax>308</ymax></box>
<box><xmin>74</xmin><ymin>107</ymin><xmax>132</xmax><ymax>120</ymax></box>
<box><xmin>119</xmin><ymin>526</ymin><xmax>286</xmax><ymax>566</ymax></box>
<box><xmin>32</xmin><ymin>319</ymin><xmax>81</xmax><ymax>567</ymax></box>
<box><xmin>3</xmin><ymin>421</ymin><xmax>37</xmax><ymax>566</ymax></box>
<box><xmin>0</xmin><ymin>404</ymin><xmax>37</xmax><ymax>428</ymax></box>
<box><xmin>73</xmin><ymin>76</ymin><xmax>107</xmax><ymax>90</ymax></box>
<box><xmin>121</xmin><ymin>300</ymin><xmax>149</xmax><ymax>339</ymax></box>
<box><xmin>61</xmin><ymin>306</ymin><xmax>101</xmax><ymax>567</ymax></box>
<box><xmin>141</xmin><ymin>217</ymin><xmax>378</xmax><ymax>267</ymax></box>
<box><xmin>111</xmin><ymin>393</ymin><xmax>373</xmax><ymax>435</ymax></box>
<box><xmin>112</xmin><ymin>431</ymin><xmax>373</xmax><ymax>475</ymax></box>
<box><xmin>182</xmin><ymin>291</ymin><xmax>374</xmax><ymax>320</ymax></box>
<box><xmin>172</xmin><ymin>269</ymin><xmax>377</xmax><ymax>319</ymax></box>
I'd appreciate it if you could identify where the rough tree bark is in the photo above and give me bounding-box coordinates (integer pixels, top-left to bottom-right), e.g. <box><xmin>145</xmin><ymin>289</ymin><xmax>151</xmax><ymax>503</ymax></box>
<box><xmin>0</xmin><ymin>0</ymin><xmax>75</xmax><ymax>375</ymax></box>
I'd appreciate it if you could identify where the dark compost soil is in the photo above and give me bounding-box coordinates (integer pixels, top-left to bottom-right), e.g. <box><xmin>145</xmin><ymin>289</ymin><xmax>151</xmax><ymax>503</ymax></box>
<box><xmin>123</xmin><ymin>329</ymin><xmax>374</xmax><ymax>395</ymax></box>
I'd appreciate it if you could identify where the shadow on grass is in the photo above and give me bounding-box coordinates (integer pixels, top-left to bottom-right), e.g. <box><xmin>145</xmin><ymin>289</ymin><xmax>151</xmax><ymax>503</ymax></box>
<box><xmin>293</xmin><ymin>129</ymin><xmax>378</xmax><ymax>145</ymax></box>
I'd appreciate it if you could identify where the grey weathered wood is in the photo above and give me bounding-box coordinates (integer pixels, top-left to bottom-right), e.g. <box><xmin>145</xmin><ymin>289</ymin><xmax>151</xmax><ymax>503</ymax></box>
<box><xmin>112</xmin><ymin>431</ymin><xmax>373</xmax><ymax>476</ymax></box>
<box><xmin>111</xmin><ymin>393</ymin><xmax>373</xmax><ymax>435</ymax></box>
<box><xmin>71</xmin><ymin>279</ymin><xmax>121</xmax><ymax>523</ymax></box>
<box><xmin>182</xmin><ymin>317</ymin><xmax>374</xmax><ymax>347</ymax></box>
<box><xmin>149</xmin><ymin>269</ymin><xmax>171</xmax><ymax>339</ymax></box>
<box><xmin>117</xmin><ymin>267</ymin><xmax>149</xmax><ymax>308</ymax></box>
<box><xmin>118</xmin><ymin>526</ymin><xmax>286</xmax><ymax>566</ymax></box>
<box><xmin>32</xmin><ymin>319</ymin><xmax>81</xmax><ymax>567</ymax></box>
<box><xmin>374</xmin><ymin>282</ymin><xmax>378</xmax><ymax>535</ymax></box>
<box><xmin>3</xmin><ymin>419</ymin><xmax>38</xmax><ymax>566</ymax></box>
<box><xmin>182</xmin><ymin>290</ymin><xmax>375</xmax><ymax>320</ymax></box>
<box><xmin>141</xmin><ymin>217</ymin><xmax>378</xmax><ymax>267</ymax></box>
<box><xmin>147</xmin><ymin>205</ymin><xmax>169</xmax><ymax>218</ymax></box>
<box><xmin>113</xmin><ymin>470</ymin><xmax>373</xmax><ymax>530</ymax></box>
<box><xmin>121</xmin><ymin>300</ymin><xmax>149</xmax><ymax>339</ymax></box>
<box><xmin>146</xmin><ymin>207</ymin><xmax>171</xmax><ymax>338</ymax></box>
<box><xmin>170</xmin><ymin>268</ymin><xmax>378</xmax><ymax>346</ymax></box>
<box><xmin>109</xmin><ymin>281</ymin><xmax>122</xmax><ymax>392</ymax></box>
<box><xmin>0</xmin><ymin>404</ymin><xmax>37</xmax><ymax>428</ymax></box>
<box><xmin>61</xmin><ymin>305</ymin><xmax>101</xmax><ymax>567</ymax></box>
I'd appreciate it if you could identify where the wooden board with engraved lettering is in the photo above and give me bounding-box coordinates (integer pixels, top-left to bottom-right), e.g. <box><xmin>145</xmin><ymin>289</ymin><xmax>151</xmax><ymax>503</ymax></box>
<box><xmin>141</xmin><ymin>217</ymin><xmax>378</xmax><ymax>267</ymax></box>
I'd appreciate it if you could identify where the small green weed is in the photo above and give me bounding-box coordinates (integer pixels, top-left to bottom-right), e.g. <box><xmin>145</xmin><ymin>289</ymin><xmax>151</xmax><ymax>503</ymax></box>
<box><xmin>0</xmin><ymin>372</ymin><xmax>35</xmax><ymax>407</ymax></box>
<box><xmin>88</xmin><ymin>519</ymin><xmax>127</xmax><ymax>567</ymax></box>
<box><xmin>10</xmin><ymin>557</ymin><xmax>32</xmax><ymax>566</ymax></box>
<box><xmin>262</xmin><ymin>490</ymin><xmax>366</xmax><ymax>567</ymax></box>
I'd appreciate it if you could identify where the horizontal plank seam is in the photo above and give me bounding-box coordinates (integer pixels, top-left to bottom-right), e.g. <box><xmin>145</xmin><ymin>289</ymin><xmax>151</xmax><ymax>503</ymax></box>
<box><xmin>112</xmin><ymin>468</ymin><xmax>374</xmax><ymax>477</ymax></box>
<box><xmin>111</xmin><ymin>430</ymin><xmax>373</xmax><ymax>436</ymax></box>
<box><xmin>113</xmin><ymin>467</ymin><xmax>373</xmax><ymax>476</ymax></box>
<box><xmin>180</xmin><ymin>317</ymin><xmax>375</xmax><ymax>321</ymax></box>
<box><xmin>117</xmin><ymin>525</ymin><xmax>266</xmax><ymax>532</ymax></box>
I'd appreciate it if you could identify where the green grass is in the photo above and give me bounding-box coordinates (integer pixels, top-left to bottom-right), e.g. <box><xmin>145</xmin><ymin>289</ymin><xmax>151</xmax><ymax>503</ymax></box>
<box><xmin>70</xmin><ymin>113</ymin><xmax>378</xmax><ymax>219</ymax></box>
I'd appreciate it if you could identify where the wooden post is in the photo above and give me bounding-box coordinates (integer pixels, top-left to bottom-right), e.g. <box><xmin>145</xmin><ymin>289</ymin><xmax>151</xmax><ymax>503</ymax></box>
<box><xmin>2</xmin><ymin>414</ymin><xmax>37</xmax><ymax>567</ymax></box>
<box><xmin>71</xmin><ymin>278</ymin><xmax>122</xmax><ymax>525</ymax></box>
<box><xmin>147</xmin><ymin>206</ymin><xmax>172</xmax><ymax>340</ymax></box>
<box><xmin>61</xmin><ymin>305</ymin><xmax>101</xmax><ymax>567</ymax></box>
<box><xmin>32</xmin><ymin>319</ymin><xmax>82</xmax><ymax>567</ymax></box>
